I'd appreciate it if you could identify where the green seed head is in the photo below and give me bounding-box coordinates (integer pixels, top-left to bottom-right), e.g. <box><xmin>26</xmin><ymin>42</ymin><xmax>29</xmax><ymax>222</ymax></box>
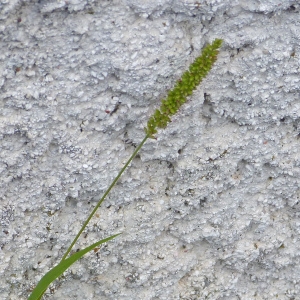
<box><xmin>145</xmin><ymin>38</ymin><xmax>222</xmax><ymax>138</ymax></box>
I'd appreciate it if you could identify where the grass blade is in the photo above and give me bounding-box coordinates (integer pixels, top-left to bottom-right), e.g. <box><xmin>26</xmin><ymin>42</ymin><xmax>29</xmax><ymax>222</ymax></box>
<box><xmin>28</xmin><ymin>234</ymin><xmax>120</xmax><ymax>300</ymax></box>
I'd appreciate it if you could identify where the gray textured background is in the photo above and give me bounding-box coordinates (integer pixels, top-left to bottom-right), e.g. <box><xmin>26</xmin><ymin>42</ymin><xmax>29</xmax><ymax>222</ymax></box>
<box><xmin>1</xmin><ymin>0</ymin><xmax>300</xmax><ymax>299</ymax></box>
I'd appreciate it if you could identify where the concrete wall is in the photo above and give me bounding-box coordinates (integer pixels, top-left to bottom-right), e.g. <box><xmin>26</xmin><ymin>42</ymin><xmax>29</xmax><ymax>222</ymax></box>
<box><xmin>1</xmin><ymin>0</ymin><xmax>300</xmax><ymax>299</ymax></box>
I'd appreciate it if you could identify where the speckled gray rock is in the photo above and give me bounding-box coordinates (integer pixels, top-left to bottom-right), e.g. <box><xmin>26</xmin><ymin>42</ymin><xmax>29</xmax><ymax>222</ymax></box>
<box><xmin>1</xmin><ymin>0</ymin><xmax>300</xmax><ymax>299</ymax></box>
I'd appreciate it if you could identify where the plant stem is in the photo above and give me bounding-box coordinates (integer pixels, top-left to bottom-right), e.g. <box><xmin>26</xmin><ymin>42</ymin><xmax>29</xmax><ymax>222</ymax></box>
<box><xmin>60</xmin><ymin>134</ymin><xmax>149</xmax><ymax>261</ymax></box>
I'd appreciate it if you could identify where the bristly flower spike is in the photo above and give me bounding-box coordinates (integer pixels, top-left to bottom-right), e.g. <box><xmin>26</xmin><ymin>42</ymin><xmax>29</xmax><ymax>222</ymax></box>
<box><xmin>145</xmin><ymin>38</ymin><xmax>222</xmax><ymax>138</ymax></box>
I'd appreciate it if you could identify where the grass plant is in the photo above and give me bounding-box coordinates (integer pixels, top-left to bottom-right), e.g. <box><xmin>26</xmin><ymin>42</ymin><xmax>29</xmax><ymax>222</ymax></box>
<box><xmin>28</xmin><ymin>38</ymin><xmax>222</xmax><ymax>300</ymax></box>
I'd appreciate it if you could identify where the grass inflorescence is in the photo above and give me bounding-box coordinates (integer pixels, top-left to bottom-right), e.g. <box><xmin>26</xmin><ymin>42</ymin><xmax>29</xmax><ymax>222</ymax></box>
<box><xmin>145</xmin><ymin>38</ymin><xmax>222</xmax><ymax>138</ymax></box>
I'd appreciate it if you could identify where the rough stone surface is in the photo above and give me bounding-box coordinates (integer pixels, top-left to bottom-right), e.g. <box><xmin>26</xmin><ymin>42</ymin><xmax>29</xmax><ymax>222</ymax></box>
<box><xmin>0</xmin><ymin>0</ymin><xmax>300</xmax><ymax>299</ymax></box>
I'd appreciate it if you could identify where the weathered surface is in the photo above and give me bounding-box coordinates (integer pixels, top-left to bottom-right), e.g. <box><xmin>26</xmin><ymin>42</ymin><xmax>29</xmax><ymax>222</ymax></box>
<box><xmin>0</xmin><ymin>0</ymin><xmax>300</xmax><ymax>299</ymax></box>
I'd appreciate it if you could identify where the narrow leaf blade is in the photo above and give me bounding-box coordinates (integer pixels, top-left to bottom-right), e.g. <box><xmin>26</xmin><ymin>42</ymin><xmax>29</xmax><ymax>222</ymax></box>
<box><xmin>28</xmin><ymin>233</ymin><xmax>120</xmax><ymax>300</ymax></box>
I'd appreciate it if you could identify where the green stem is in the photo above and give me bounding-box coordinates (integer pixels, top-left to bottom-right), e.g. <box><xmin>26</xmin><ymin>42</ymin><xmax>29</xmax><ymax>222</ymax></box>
<box><xmin>60</xmin><ymin>134</ymin><xmax>149</xmax><ymax>261</ymax></box>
